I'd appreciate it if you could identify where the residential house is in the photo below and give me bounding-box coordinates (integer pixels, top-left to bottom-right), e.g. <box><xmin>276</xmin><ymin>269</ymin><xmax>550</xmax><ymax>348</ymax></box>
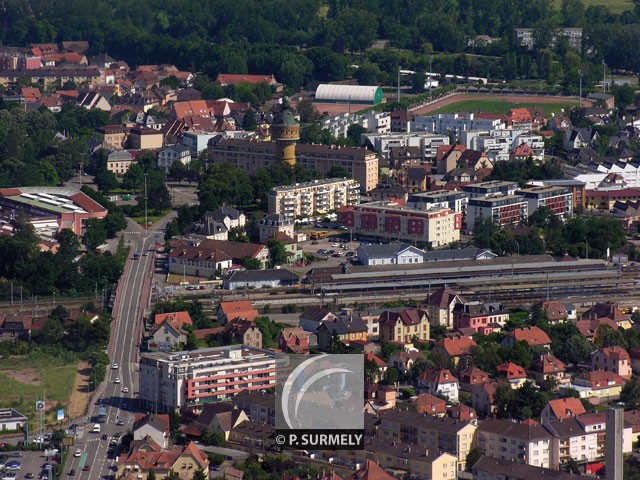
<box><xmin>630</xmin><ymin>346</ymin><xmax>640</xmax><ymax>375</ymax></box>
<box><xmin>232</xmin><ymin>390</ymin><xmax>276</xmax><ymax>426</ymax></box>
<box><xmin>376</xmin><ymin>410</ymin><xmax>477</xmax><ymax>471</ymax></box>
<box><xmin>472</xmin><ymin>381</ymin><xmax>498</xmax><ymax>417</ymax></box>
<box><xmin>356</xmin><ymin>243</ymin><xmax>427</xmax><ymax>266</ymax></box>
<box><xmin>216</xmin><ymin>318</ymin><xmax>262</xmax><ymax>349</ymax></box>
<box><xmin>150</xmin><ymin>311</ymin><xmax>193</xmax><ymax>352</ymax></box>
<box><xmin>575</xmin><ymin>317</ymin><xmax>618</xmax><ymax>342</ymax></box>
<box><xmin>258</xmin><ymin>214</ymin><xmax>295</xmax><ymax>243</ymax></box>
<box><xmin>299</xmin><ymin>307</ymin><xmax>337</xmax><ymax>333</ymax></box>
<box><xmin>378</xmin><ymin>308</ymin><xmax>430</xmax><ymax>343</ymax></box>
<box><xmin>129</xmin><ymin>126</ymin><xmax>164</xmax><ymax>150</ymax></box>
<box><xmin>477</xmin><ymin>418</ymin><xmax>553</xmax><ymax>468</ymax></box>
<box><xmin>423</xmin><ymin>286</ymin><xmax>466</xmax><ymax>329</ymax></box>
<box><xmin>182</xmin><ymin>402</ymin><xmax>248</xmax><ymax>441</ymax></box>
<box><xmin>183</xmin><ymin>217</ymin><xmax>228</xmax><ymax>241</ymax></box>
<box><xmin>132</xmin><ymin>414</ymin><xmax>170</xmax><ymax>448</ymax></box>
<box><xmin>205</xmin><ymin>207</ymin><xmax>246</xmax><ymax>231</ymax></box>
<box><xmin>432</xmin><ymin>336</ymin><xmax>477</xmax><ymax>367</ymax></box>
<box><xmin>265</xmin><ymin>232</ymin><xmax>304</xmax><ymax>264</ymax></box>
<box><xmin>177</xmin><ymin>239</ymin><xmax>268</xmax><ymax>269</ymax></box>
<box><xmin>216</xmin><ymin>301</ymin><xmax>259</xmax><ymax>325</ymax></box>
<box><xmin>76</xmin><ymin>91</ymin><xmax>111</xmax><ymax>111</ymax></box>
<box><xmin>568</xmin><ymin>370</ymin><xmax>626</xmax><ymax>400</ymax></box>
<box><xmin>580</xmin><ymin>302</ymin><xmax>632</xmax><ymax>329</ymax></box>
<box><xmin>388</xmin><ymin>349</ymin><xmax>425</xmax><ymax>374</ymax></box>
<box><xmin>364</xmin><ymin>352</ymin><xmax>388</xmax><ymax>382</ymax></box>
<box><xmin>277</xmin><ymin>327</ymin><xmax>311</xmax><ymax>354</ymax></box>
<box><xmin>454</xmin><ymin>301</ymin><xmax>509</xmax><ymax>333</ymax></box>
<box><xmin>364</xmin><ymin>384</ymin><xmax>396</xmax><ymax>414</ymax></box>
<box><xmin>540</xmin><ymin>398</ymin><xmax>586</xmax><ymax>422</ymax></box>
<box><xmin>317</xmin><ymin>317</ymin><xmax>368</xmax><ymax>351</ymax></box>
<box><xmin>472</xmin><ymin>455</ymin><xmax>593</xmax><ymax>480</ymax></box>
<box><xmin>167</xmin><ymin>242</ymin><xmax>232</xmax><ymax>279</ymax></box>
<box><xmin>543</xmin><ymin>417</ymin><xmax>598</xmax><ymax>469</ymax></box>
<box><xmin>458</xmin><ymin>366</ymin><xmax>490</xmax><ymax>392</ymax></box>
<box><xmin>591</xmin><ymin>346</ymin><xmax>631</xmax><ymax>379</ymax></box>
<box><xmin>541</xmin><ymin>300</ymin><xmax>569</xmax><ymax>323</ymax></box>
<box><xmin>530</xmin><ymin>354</ymin><xmax>568</xmax><ymax>388</ymax></box>
<box><xmin>448</xmin><ymin>403</ymin><xmax>477</xmax><ymax>422</ymax></box>
<box><xmin>157</xmin><ymin>146</ymin><xmax>191</xmax><ymax>173</ymax></box>
<box><xmin>564</xmin><ymin>128</ymin><xmax>598</xmax><ymax>150</ymax></box>
<box><xmin>347</xmin><ymin>459</ymin><xmax>397</xmax><ymax>480</ymax></box>
<box><xmin>410</xmin><ymin>393</ymin><xmax>446</xmax><ymax>416</ymax></box>
<box><xmin>107</xmin><ymin>150</ymin><xmax>134</xmax><ymax>175</ymax></box>
<box><xmin>115</xmin><ymin>437</ymin><xmax>209</xmax><ymax>480</ymax></box>
<box><xmin>416</xmin><ymin>368</ymin><xmax>459</xmax><ymax>403</ymax></box>
<box><xmin>502</xmin><ymin>326</ymin><xmax>551</xmax><ymax>349</ymax></box>
<box><xmin>495</xmin><ymin>362</ymin><xmax>528</xmax><ymax>389</ymax></box>
<box><xmin>222</xmin><ymin>269</ymin><xmax>299</xmax><ymax>291</ymax></box>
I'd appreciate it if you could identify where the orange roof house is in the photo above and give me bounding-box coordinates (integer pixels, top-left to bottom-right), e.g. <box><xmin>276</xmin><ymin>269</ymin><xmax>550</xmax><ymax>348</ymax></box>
<box><xmin>432</xmin><ymin>336</ymin><xmax>477</xmax><ymax>366</ymax></box>
<box><xmin>153</xmin><ymin>311</ymin><xmax>192</xmax><ymax>329</ymax></box>
<box><xmin>496</xmin><ymin>362</ymin><xmax>527</xmax><ymax>388</ymax></box>
<box><xmin>501</xmin><ymin>326</ymin><xmax>551</xmax><ymax>348</ymax></box>
<box><xmin>541</xmin><ymin>398</ymin><xmax>586</xmax><ymax>421</ymax></box>
<box><xmin>216</xmin><ymin>301</ymin><xmax>259</xmax><ymax>324</ymax></box>
<box><xmin>214</xmin><ymin>74</ymin><xmax>278</xmax><ymax>86</ymax></box>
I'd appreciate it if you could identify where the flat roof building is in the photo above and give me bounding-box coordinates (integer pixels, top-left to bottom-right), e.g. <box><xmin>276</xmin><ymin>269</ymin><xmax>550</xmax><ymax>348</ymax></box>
<box><xmin>139</xmin><ymin>345</ymin><xmax>277</xmax><ymax>414</ymax></box>
<box><xmin>268</xmin><ymin>177</ymin><xmax>360</xmax><ymax>217</ymax></box>
<box><xmin>466</xmin><ymin>195</ymin><xmax>528</xmax><ymax>231</ymax></box>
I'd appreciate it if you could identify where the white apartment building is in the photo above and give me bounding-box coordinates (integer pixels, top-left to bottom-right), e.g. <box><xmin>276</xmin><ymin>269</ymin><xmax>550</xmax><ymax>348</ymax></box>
<box><xmin>407</xmin><ymin>190</ymin><xmax>468</xmax><ymax>214</ymax></box>
<box><xmin>462</xmin><ymin>180</ymin><xmax>520</xmax><ymax>199</ymax></box>
<box><xmin>517</xmin><ymin>186</ymin><xmax>573</xmax><ymax>217</ymax></box>
<box><xmin>542</xmin><ymin>418</ymin><xmax>598</xmax><ymax>468</ymax></box>
<box><xmin>181</xmin><ymin>131</ymin><xmax>221</xmax><ymax>156</ymax></box>
<box><xmin>466</xmin><ymin>195</ymin><xmax>529</xmax><ymax>231</ymax></box>
<box><xmin>138</xmin><ymin>345</ymin><xmax>277</xmax><ymax>414</ymax></box>
<box><xmin>411</xmin><ymin>113</ymin><xmax>505</xmax><ymax>141</ymax></box>
<box><xmin>363</xmin><ymin>132</ymin><xmax>449</xmax><ymax>160</ymax></box>
<box><xmin>157</xmin><ymin>145</ymin><xmax>191</xmax><ymax>173</ymax></box>
<box><xmin>478</xmin><ymin>419</ymin><xmax>553</xmax><ymax>468</ymax></box>
<box><xmin>462</xmin><ymin>129</ymin><xmax>544</xmax><ymax>162</ymax></box>
<box><xmin>267</xmin><ymin>178</ymin><xmax>360</xmax><ymax>217</ymax></box>
<box><xmin>321</xmin><ymin>111</ymin><xmax>391</xmax><ymax>139</ymax></box>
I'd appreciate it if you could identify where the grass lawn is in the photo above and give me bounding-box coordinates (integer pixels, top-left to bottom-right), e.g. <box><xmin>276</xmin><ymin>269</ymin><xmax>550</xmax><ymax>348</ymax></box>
<box><xmin>0</xmin><ymin>356</ymin><xmax>78</xmax><ymax>425</ymax></box>
<box><xmin>131</xmin><ymin>209</ymin><xmax>173</xmax><ymax>227</ymax></box>
<box><xmin>553</xmin><ymin>0</ymin><xmax>632</xmax><ymax>14</ymax></box>
<box><xmin>429</xmin><ymin>99</ymin><xmax>578</xmax><ymax>116</ymax></box>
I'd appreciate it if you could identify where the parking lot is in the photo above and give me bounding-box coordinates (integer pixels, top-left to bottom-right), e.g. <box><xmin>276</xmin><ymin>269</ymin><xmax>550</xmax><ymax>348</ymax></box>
<box><xmin>0</xmin><ymin>450</ymin><xmax>56</xmax><ymax>480</ymax></box>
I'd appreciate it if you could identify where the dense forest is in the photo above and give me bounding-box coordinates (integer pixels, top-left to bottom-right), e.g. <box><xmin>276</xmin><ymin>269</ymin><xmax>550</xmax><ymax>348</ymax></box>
<box><xmin>1</xmin><ymin>0</ymin><xmax>640</xmax><ymax>90</ymax></box>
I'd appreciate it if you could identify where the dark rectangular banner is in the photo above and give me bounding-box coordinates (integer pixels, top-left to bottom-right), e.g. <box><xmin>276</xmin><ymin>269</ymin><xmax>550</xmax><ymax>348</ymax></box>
<box><xmin>275</xmin><ymin>429</ymin><xmax>365</xmax><ymax>450</ymax></box>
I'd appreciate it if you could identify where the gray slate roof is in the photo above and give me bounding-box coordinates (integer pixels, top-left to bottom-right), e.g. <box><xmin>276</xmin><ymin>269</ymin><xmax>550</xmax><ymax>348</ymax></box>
<box><xmin>358</xmin><ymin>242</ymin><xmax>422</xmax><ymax>260</ymax></box>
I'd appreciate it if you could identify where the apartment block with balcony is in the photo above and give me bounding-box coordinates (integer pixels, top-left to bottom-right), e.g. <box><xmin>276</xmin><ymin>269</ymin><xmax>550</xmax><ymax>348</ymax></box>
<box><xmin>138</xmin><ymin>345</ymin><xmax>277</xmax><ymax>414</ymax></box>
<box><xmin>477</xmin><ymin>419</ymin><xmax>553</xmax><ymax>468</ymax></box>
<box><xmin>466</xmin><ymin>195</ymin><xmax>528</xmax><ymax>231</ymax></box>
<box><xmin>267</xmin><ymin>178</ymin><xmax>360</xmax><ymax>217</ymax></box>
<box><xmin>338</xmin><ymin>202</ymin><xmax>461</xmax><ymax>248</ymax></box>
<box><xmin>517</xmin><ymin>186</ymin><xmax>573</xmax><ymax>218</ymax></box>
<box><xmin>462</xmin><ymin>180</ymin><xmax>519</xmax><ymax>199</ymax></box>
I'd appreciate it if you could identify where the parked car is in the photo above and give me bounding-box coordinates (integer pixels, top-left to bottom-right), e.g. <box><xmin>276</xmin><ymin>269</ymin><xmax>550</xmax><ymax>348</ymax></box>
<box><xmin>6</xmin><ymin>461</ymin><xmax>21</xmax><ymax>470</ymax></box>
<box><xmin>24</xmin><ymin>473</ymin><xmax>34</xmax><ymax>479</ymax></box>
<box><xmin>73</xmin><ymin>450</ymin><xmax>82</xmax><ymax>458</ymax></box>
<box><xmin>9</xmin><ymin>453</ymin><xmax>22</xmax><ymax>458</ymax></box>
<box><xmin>68</xmin><ymin>470</ymin><xmax>75</xmax><ymax>477</ymax></box>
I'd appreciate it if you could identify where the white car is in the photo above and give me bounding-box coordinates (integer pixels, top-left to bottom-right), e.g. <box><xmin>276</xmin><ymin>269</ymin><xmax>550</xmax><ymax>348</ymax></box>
<box><xmin>73</xmin><ymin>450</ymin><xmax>82</xmax><ymax>458</ymax></box>
<box><xmin>111</xmin><ymin>364</ymin><xmax>118</xmax><ymax>370</ymax></box>
<box><xmin>114</xmin><ymin>377</ymin><xmax>121</xmax><ymax>384</ymax></box>
<box><xmin>122</xmin><ymin>387</ymin><xmax>129</xmax><ymax>393</ymax></box>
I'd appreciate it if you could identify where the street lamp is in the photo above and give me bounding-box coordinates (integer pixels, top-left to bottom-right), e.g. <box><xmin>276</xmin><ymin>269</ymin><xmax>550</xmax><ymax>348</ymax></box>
<box><xmin>144</xmin><ymin>173</ymin><xmax>148</xmax><ymax>237</ymax></box>
<box><xmin>397</xmin><ymin>65</ymin><xmax>402</xmax><ymax>104</ymax></box>
<box><xmin>429</xmin><ymin>56</ymin><xmax>434</xmax><ymax>97</ymax></box>
<box><xmin>578</xmin><ymin>69</ymin><xmax>583</xmax><ymax>107</ymax></box>
<box><xmin>602</xmin><ymin>60</ymin><xmax>606</xmax><ymax>92</ymax></box>
<box><xmin>584</xmin><ymin>238</ymin><xmax>589</xmax><ymax>259</ymax></box>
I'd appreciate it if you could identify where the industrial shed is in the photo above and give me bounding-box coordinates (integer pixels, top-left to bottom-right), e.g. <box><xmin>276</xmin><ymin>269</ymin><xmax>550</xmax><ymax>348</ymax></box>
<box><xmin>315</xmin><ymin>84</ymin><xmax>384</xmax><ymax>105</ymax></box>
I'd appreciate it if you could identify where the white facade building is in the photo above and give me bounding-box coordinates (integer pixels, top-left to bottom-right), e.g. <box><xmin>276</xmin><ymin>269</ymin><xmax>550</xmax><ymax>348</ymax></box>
<box><xmin>411</xmin><ymin>113</ymin><xmax>505</xmax><ymax>141</ymax></box>
<box><xmin>157</xmin><ymin>146</ymin><xmax>191</xmax><ymax>173</ymax></box>
<box><xmin>268</xmin><ymin>178</ymin><xmax>360</xmax><ymax>217</ymax></box>
<box><xmin>321</xmin><ymin>111</ymin><xmax>391</xmax><ymax>139</ymax></box>
<box><xmin>138</xmin><ymin>345</ymin><xmax>277</xmax><ymax>414</ymax></box>
<box><xmin>363</xmin><ymin>132</ymin><xmax>449</xmax><ymax>160</ymax></box>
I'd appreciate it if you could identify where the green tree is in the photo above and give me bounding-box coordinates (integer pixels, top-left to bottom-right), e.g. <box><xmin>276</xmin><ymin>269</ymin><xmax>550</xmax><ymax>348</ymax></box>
<box><xmin>621</xmin><ymin>377</ymin><xmax>640</xmax><ymax>410</ymax></box>
<box><xmin>465</xmin><ymin>447</ymin><xmax>483</xmax><ymax>472</ymax></box>
<box><xmin>169</xmin><ymin>410</ymin><xmax>181</xmax><ymax>440</ymax></box>
<box><xmin>147</xmin><ymin>471</ymin><xmax>156</xmax><ymax>480</ymax></box>
<box><xmin>364</xmin><ymin>358</ymin><xmax>380</xmax><ymax>383</ymax></box>
<box><xmin>345</xmin><ymin>124</ymin><xmax>367</xmax><ymax>147</ymax></box>
<box><xmin>326</xmin><ymin>329</ymin><xmax>346</xmax><ymax>354</ymax></box>
<box><xmin>198</xmin><ymin>163</ymin><xmax>253</xmax><ymax>210</ymax></box>
<box><xmin>266</xmin><ymin>238</ymin><xmax>288</xmax><ymax>266</ymax></box>
<box><xmin>192</xmin><ymin>469</ymin><xmax>207</xmax><ymax>480</ymax></box>
<box><xmin>83</xmin><ymin>218</ymin><xmax>108</xmax><ymax>251</ymax></box>
<box><xmin>242</xmin><ymin>110</ymin><xmax>257</xmax><ymax>131</ymax></box>
<box><xmin>326</xmin><ymin>164</ymin><xmax>351</xmax><ymax>179</ymax></box>
<box><xmin>121</xmin><ymin>163</ymin><xmax>145</xmax><ymax>191</ymax></box>
<box><xmin>296</xmin><ymin>99</ymin><xmax>320</xmax><ymax>123</ymax></box>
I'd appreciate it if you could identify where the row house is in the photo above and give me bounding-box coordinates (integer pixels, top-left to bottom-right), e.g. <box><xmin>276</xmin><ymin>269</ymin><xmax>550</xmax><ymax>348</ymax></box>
<box><xmin>453</xmin><ymin>301</ymin><xmax>509</xmax><ymax>333</ymax></box>
<box><xmin>376</xmin><ymin>410</ymin><xmax>477</xmax><ymax>471</ymax></box>
<box><xmin>363</xmin><ymin>132</ymin><xmax>449</xmax><ymax>161</ymax></box>
<box><xmin>338</xmin><ymin>202</ymin><xmax>461</xmax><ymax>248</ymax></box>
<box><xmin>378</xmin><ymin>308</ymin><xmax>430</xmax><ymax>343</ymax></box>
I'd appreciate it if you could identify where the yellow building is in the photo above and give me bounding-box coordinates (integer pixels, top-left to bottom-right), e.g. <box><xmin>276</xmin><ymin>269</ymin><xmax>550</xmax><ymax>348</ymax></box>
<box><xmin>129</xmin><ymin>126</ymin><xmax>164</xmax><ymax>150</ymax></box>
<box><xmin>271</xmin><ymin>98</ymin><xmax>299</xmax><ymax>165</ymax></box>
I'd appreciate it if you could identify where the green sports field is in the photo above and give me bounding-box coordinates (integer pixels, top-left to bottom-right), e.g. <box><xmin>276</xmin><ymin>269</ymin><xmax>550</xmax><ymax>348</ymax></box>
<box><xmin>553</xmin><ymin>0</ymin><xmax>632</xmax><ymax>14</ymax></box>
<box><xmin>429</xmin><ymin>99</ymin><xmax>579</xmax><ymax>116</ymax></box>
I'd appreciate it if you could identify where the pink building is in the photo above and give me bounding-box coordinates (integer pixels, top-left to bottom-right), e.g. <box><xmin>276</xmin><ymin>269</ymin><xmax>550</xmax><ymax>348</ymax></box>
<box><xmin>453</xmin><ymin>301</ymin><xmax>509</xmax><ymax>333</ymax></box>
<box><xmin>591</xmin><ymin>346</ymin><xmax>631</xmax><ymax>379</ymax></box>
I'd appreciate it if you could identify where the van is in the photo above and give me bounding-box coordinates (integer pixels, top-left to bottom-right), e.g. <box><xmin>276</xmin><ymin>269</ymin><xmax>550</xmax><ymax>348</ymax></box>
<box><xmin>91</xmin><ymin>424</ymin><xmax>101</xmax><ymax>433</ymax></box>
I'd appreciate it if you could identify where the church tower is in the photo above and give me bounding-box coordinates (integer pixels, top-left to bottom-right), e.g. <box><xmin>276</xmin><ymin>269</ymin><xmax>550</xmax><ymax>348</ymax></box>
<box><xmin>271</xmin><ymin>97</ymin><xmax>299</xmax><ymax>166</ymax></box>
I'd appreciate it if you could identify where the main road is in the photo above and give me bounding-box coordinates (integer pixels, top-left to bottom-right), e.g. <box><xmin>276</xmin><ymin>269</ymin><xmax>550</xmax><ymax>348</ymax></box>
<box><xmin>65</xmin><ymin>216</ymin><xmax>173</xmax><ymax>480</ymax></box>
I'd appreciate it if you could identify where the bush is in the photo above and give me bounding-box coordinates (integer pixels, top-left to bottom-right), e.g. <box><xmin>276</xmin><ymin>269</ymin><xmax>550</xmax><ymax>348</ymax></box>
<box><xmin>281</xmin><ymin>304</ymin><xmax>297</xmax><ymax>313</ymax></box>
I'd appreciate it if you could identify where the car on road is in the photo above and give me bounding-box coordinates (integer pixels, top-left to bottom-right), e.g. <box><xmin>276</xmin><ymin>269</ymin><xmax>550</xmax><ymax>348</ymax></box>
<box><xmin>82</xmin><ymin>466</ymin><xmax>90</xmax><ymax>472</ymax></box>
<box><xmin>122</xmin><ymin>386</ymin><xmax>129</xmax><ymax>393</ymax></box>
<box><xmin>6</xmin><ymin>462</ymin><xmax>20</xmax><ymax>470</ymax></box>
<box><xmin>101</xmin><ymin>434</ymin><xmax>108</xmax><ymax>440</ymax></box>
<box><xmin>3</xmin><ymin>472</ymin><xmax>17</xmax><ymax>480</ymax></box>
<box><xmin>73</xmin><ymin>450</ymin><xmax>82</xmax><ymax>458</ymax></box>
<box><xmin>331</xmin><ymin>243</ymin><xmax>340</xmax><ymax>247</ymax></box>
<box><xmin>9</xmin><ymin>453</ymin><xmax>22</xmax><ymax>458</ymax></box>
<box><xmin>316</xmin><ymin>249</ymin><xmax>325</xmax><ymax>254</ymax></box>
<box><xmin>114</xmin><ymin>377</ymin><xmax>120</xmax><ymax>384</ymax></box>
<box><xmin>24</xmin><ymin>473</ymin><xmax>33</xmax><ymax>479</ymax></box>
<box><xmin>111</xmin><ymin>364</ymin><xmax>118</xmax><ymax>369</ymax></box>
<box><xmin>68</xmin><ymin>471</ymin><xmax>75</xmax><ymax>477</ymax></box>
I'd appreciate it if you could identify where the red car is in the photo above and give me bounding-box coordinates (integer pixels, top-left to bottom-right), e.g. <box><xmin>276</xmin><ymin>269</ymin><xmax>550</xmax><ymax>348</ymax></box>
<box><xmin>82</xmin><ymin>466</ymin><xmax>90</xmax><ymax>472</ymax></box>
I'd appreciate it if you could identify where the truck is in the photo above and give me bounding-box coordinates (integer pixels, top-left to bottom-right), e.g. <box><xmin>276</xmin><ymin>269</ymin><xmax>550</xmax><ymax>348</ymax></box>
<box><xmin>310</xmin><ymin>231</ymin><xmax>329</xmax><ymax>240</ymax></box>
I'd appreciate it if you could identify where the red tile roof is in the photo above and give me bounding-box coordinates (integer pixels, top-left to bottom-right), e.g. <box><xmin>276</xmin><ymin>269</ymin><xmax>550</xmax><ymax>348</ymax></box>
<box><xmin>364</xmin><ymin>352</ymin><xmax>387</xmax><ymax>368</ymax></box>
<box><xmin>348</xmin><ymin>460</ymin><xmax>396</xmax><ymax>480</ymax></box>
<box><xmin>496</xmin><ymin>362</ymin><xmax>527</xmax><ymax>380</ymax></box>
<box><xmin>154</xmin><ymin>311</ymin><xmax>192</xmax><ymax>328</ymax></box>
<box><xmin>546</xmin><ymin>398</ymin><xmax>586</xmax><ymax>419</ymax></box>
<box><xmin>597</xmin><ymin>346</ymin><xmax>630</xmax><ymax>361</ymax></box>
<box><xmin>435</xmin><ymin>336</ymin><xmax>477</xmax><ymax>357</ymax></box>
<box><xmin>418</xmin><ymin>368</ymin><xmax>457</xmax><ymax>385</ymax></box>
<box><xmin>542</xmin><ymin>300</ymin><xmax>568</xmax><ymax>321</ymax></box>
<box><xmin>218</xmin><ymin>301</ymin><xmax>259</xmax><ymax>321</ymax></box>
<box><xmin>505</xmin><ymin>326</ymin><xmax>551</xmax><ymax>346</ymax></box>
<box><xmin>214</xmin><ymin>74</ymin><xmax>277</xmax><ymax>86</ymax></box>
<box><xmin>378</xmin><ymin>309</ymin><xmax>427</xmax><ymax>327</ymax></box>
